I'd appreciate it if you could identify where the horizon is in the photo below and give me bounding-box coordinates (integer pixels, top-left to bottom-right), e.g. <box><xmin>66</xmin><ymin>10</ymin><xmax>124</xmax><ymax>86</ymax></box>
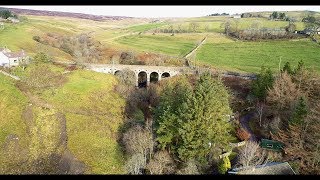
<box><xmin>1</xmin><ymin>5</ymin><xmax>320</xmax><ymax>18</ymax></box>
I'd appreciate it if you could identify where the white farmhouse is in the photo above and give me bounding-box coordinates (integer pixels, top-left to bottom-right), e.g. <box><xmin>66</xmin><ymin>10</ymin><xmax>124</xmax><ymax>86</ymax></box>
<box><xmin>0</xmin><ymin>48</ymin><xmax>28</xmax><ymax>67</ymax></box>
<box><xmin>232</xmin><ymin>14</ymin><xmax>241</xmax><ymax>18</ymax></box>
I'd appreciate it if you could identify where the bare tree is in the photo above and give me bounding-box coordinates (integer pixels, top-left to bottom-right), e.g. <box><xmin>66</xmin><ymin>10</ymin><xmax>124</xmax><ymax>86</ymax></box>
<box><xmin>237</xmin><ymin>141</ymin><xmax>268</xmax><ymax>170</ymax></box>
<box><xmin>168</xmin><ymin>25</ymin><xmax>174</xmax><ymax>33</ymax></box>
<box><xmin>256</xmin><ymin>102</ymin><xmax>265</xmax><ymax>127</ymax></box>
<box><xmin>251</xmin><ymin>20</ymin><xmax>262</xmax><ymax>30</ymax></box>
<box><xmin>267</xmin><ymin>72</ymin><xmax>301</xmax><ymax>112</ymax></box>
<box><xmin>146</xmin><ymin>151</ymin><xmax>175</xmax><ymax>174</ymax></box>
<box><xmin>125</xmin><ymin>153</ymin><xmax>146</xmax><ymax>174</ymax></box>
<box><xmin>176</xmin><ymin>160</ymin><xmax>199</xmax><ymax>174</ymax></box>
<box><xmin>177</xmin><ymin>24</ymin><xmax>182</xmax><ymax>33</ymax></box>
<box><xmin>221</xmin><ymin>20</ymin><xmax>233</xmax><ymax>36</ymax></box>
<box><xmin>123</xmin><ymin>125</ymin><xmax>154</xmax><ymax>161</ymax></box>
<box><xmin>189</xmin><ymin>22</ymin><xmax>199</xmax><ymax>32</ymax></box>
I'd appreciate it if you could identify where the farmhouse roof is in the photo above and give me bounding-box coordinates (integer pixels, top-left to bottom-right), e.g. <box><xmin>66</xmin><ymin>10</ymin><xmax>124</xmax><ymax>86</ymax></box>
<box><xmin>3</xmin><ymin>50</ymin><xmax>27</xmax><ymax>58</ymax></box>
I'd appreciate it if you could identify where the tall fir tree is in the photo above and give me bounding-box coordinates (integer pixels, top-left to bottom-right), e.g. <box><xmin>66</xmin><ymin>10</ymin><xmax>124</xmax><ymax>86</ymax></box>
<box><xmin>290</xmin><ymin>97</ymin><xmax>308</xmax><ymax>125</ymax></box>
<box><xmin>252</xmin><ymin>66</ymin><xmax>274</xmax><ymax>101</ymax></box>
<box><xmin>155</xmin><ymin>73</ymin><xmax>234</xmax><ymax>165</ymax></box>
<box><xmin>282</xmin><ymin>61</ymin><xmax>294</xmax><ymax>75</ymax></box>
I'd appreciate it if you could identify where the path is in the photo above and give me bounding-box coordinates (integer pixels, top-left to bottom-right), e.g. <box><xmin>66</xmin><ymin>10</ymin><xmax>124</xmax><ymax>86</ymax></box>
<box><xmin>0</xmin><ymin>70</ymin><xmax>20</xmax><ymax>80</ymax></box>
<box><xmin>239</xmin><ymin>112</ymin><xmax>257</xmax><ymax>142</ymax></box>
<box><xmin>184</xmin><ymin>36</ymin><xmax>207</xmax><ymax>59</ymax></box>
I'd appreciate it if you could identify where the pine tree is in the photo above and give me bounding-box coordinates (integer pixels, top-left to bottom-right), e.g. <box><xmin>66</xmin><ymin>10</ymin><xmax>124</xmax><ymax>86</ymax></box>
<box><xmin>252</xmin><ymin>66</ymin><xmax>274</xmax><ymax>101</ymax></box>
<box><xmin>282</xmin><ymin>61</ymin><xmax>294</xmax><ymax>75</ymax></box>
<box><xmin>177</xmin><ymin>72</ymin><xmax>233</xmax><ymax>163</ymax></box>
<box><xmin>155</xmin><ymin>76</ymin><xmax>193</xmax><ymax>152</ymax></box>
<box><xmin>290</xmin><ymin>97</ymin><xmax>308</xmax><ymax>125</ymax></box>
<box><xmin>155</xmin><ymin>73</ymin><xmax>234</xmax><ymax>165</ymax></box>
<box><xmin>294</xmin><ymin>60</ymin><xmax>304</xmax><ymax>74</ymax></box>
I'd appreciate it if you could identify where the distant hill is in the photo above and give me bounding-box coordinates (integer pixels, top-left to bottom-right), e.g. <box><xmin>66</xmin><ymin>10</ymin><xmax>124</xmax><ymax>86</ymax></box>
<box><xmin>1</xmin><ymin>7</ymin><xmax>134</xmax><ymax>21</ymax></box>
<box><xmin>241</xmin><ymin>10</ymin><xmax>320</xmax><ymax>21</ymax></box>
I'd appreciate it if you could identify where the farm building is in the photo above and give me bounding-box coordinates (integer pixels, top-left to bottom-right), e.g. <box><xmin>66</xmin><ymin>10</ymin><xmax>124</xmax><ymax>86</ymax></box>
<box><xmin>260</xmin><ymin>139</ymin><xmax>285</xmax><ymax>152</ymax></box>
<box><xmin>0</xmin><ymin>48</ymin><xmax>29</xmax><ymax>67</ymax></box>
<box><xmin>228</xmin><ymin>162</ymin><xmax>296</xmax><ymax>175</ymax></box>
<box><xmin>232</xmin><ymin>14</ymin><xmax>241</xmax><ymax>18</ymax></box>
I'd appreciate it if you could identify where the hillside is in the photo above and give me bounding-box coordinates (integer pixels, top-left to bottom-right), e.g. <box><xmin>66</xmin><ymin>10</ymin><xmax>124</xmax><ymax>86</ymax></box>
<box><xmin>3</xmin><ymin>7</ymin><xmax>134</xmax><ymax>21</ymax></box>
<box><xmin>0</xmin><ymin>65</ymin><xmax>126</xmax><ymax>174</ymax></box>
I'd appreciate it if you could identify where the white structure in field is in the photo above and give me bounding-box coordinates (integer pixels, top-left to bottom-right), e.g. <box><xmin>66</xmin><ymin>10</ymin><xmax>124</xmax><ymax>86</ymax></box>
<box><xmin>232</xmin><ymin>14</ymin><xmax>241</xmax><ymax>18</ymax></box>
<box><xmin>0</xmin><ymin>47</ymin><xmax>28</xmax><ymax>67</ymax></box>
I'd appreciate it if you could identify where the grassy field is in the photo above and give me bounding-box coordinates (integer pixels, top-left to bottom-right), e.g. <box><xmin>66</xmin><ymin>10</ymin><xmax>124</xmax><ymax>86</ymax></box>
<box><xmin>196</xmin><ymin>39</ymin><xmax>320</xmax><ymax>73</ymax></box>
<box><xmin>115</xmin><ymin>33</ymin><xmax>199</xmax><ymax>57</ymax></box>
<box><xmin>0</xmin><ymin>15</ymin><xmax>147</xmax><ymax>62</ymax></box>
<box><xmin>160</xmin><ymin>17</ymin><xmax>306</xmax><ymax>33</ymax></box>
<box><xmin>0</xmin><ymin>20</ymin><xmax>73</xmax><ymax>61</ymax></box>
<box><xmin>41</xmin><ymin>69</ymin><xmax>126</xmax><ymax>174</ymax></box>
<box><xmin>0</xmin><ymin>74</ymin><xmax>29</xmax><ymax>171</ymax></box>
<box><xmin>126</xmin><ymin>22</ymin><xmax>167</xmax><ymax>32</ymax></box>
<box><xmin>0</xmin><ymin>74</ymin><xmax>28</xmax><ymax>146</ymax></box>
<box><xmin>1</xmin><ymin>64</ymin><xmax>127</xmax><ymax>174</ymax></box>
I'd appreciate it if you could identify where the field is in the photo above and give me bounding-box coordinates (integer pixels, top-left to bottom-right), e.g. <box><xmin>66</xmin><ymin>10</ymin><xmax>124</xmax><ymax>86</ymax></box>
<box><xmin>196</xmin><ymin>39</ymin><xmax>320</xmax><ymax>73</ymax></box>
<box><xmin>0</xmin><ymin>64</ymin><xmax>127</xmax><ymax>174</ymax></box>
<box><xmin>115</xmin><ymin>33</ymin><xmax>199</xmax><ymax>57</ymax></box>
<box><xmin>0</xmin><ymin>11</ymin><xmax>319</xmax><ymax>73</ymax></box>
<box><xmin>157</xmin><ymin>17</ymin><xmax>306</xmax><ymax>33</ymax></box>
<box><xmin>125</xmin><ymin>22</ymin><xmax>167</xmax><ymax>32</ymax></box>
<box><xmin>0</xmin><ymin>15</ymin><xmax>147</xmax><ymax>62</ymax></box>
<box><xmin>0</xmin><ymin>74</ymin><xmax>28</xmax><ymax>147</ymax></box>
<box><xmin>41</xmin><ymin>69</ymin><xmax>126</xmax><ymax>174</ymax></box>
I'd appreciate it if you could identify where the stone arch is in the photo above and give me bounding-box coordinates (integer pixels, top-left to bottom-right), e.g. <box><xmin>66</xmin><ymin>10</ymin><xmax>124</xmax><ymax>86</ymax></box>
<box><xmin>138</xmin><ymin>71</ymin><xmax>148</xmax><ymax>88</ymax></box>
<box><xmin>161</xmin><ymin>72</ymin><xmax>170</xmax><ymax>79</ymax></box>
<box><xmin>150</xmin><ymin>72</ymin><xmax>159</xmax><ymax>84</ymax></box>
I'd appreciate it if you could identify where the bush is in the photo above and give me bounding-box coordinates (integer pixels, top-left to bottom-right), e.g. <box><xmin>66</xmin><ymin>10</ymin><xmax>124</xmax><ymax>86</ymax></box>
<box><xmin>218</xmin><ymin>156</ymin><xmax>231</xmax><ymax>174</ymax></box>
<box><xmin>23</xmin><ymin>65</ymin><xmax>66</xmax><ymax>89</ymax></box>
<box><xmin>236</xmin><ymin>128</ymin><xmax>251</xmax><ymax>141</ymax></box>
<box><xmin>32</xmin><ymin>36</ymin><xmax>41</xmax><ymax>42</ymax></box>
<box><xmin>119</xmin><ymin>52</ymin><xmax>139</xmax><ymax>65</ymax></box>
<box><xmin>32</xmin><ymin>52</ymin><xmax>52</xmax><ymax>64</ymax></box>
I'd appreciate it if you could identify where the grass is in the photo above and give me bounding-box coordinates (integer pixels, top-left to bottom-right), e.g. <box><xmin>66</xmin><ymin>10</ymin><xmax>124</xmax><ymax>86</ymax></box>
<box><xmin>1</xmin><ymin>64</ymin><xmax>127</xmax><ymax>173</ymax></box>
<box><xmin>0</xmin><ymin>74</ymin><xmax>28</xmax><ymax>145</ymax></box>
<box><xmin>41</xmin><ymin>69</ymin><xmax>126</xmax><ymax>174</ymax></box>
<box><xmin>0</xmin><ymin>74</ymin><xmax>29</xmax><ymax>171</ymax></box>
<box><xmin>0</xmin><ymin>21</ymin><xmax>73</xmax><ymax>61</ymax></box>
<box><xmin>126</xmin><ymin>22</ymin><xmax>167</xmax><ymax>32</ymax></box>
<box><xmin>160</xmin><ymin>17</ymin><xmax>306</xmax><ymax>34</ymax></box>
<box><xmin>115</xmin><ymin>34</ymin><xmax>198</xmax><ymax>57</ymax></box>
<box><xmin>196</xmin><ymin>39</ymin><xmax>320</xmax><ymax>73</ymax></box>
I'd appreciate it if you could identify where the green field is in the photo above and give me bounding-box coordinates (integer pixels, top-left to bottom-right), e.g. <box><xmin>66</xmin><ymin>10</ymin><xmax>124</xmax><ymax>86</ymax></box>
<box><xmin>0</xmin><ymin>74</ymin><xmax>28</xmax><ymax>146</ymax></box>
<box><xmin>115</xmin><ymin>33</ymin><xmax>198</xmax><ymax>57</ymax></box>
<box><xmin>196</xmin><ymin>39</ymin><xmax>320</xmax><ymax>73</ymax></box>
<box><xmin>41</xmin><ymin>69</ymin><xmax>126</xmax><ymax>174</ymax></box>
<box><xmin>126</xmin><ymin>22</ymin><xmax>167</xmax><ymax>32</ymax></box>
<box><xmin>159</xmin><ymin>17</ymin><xmax>306</xmax><ymax>33</ymax></box>
<box><xmin>1</xmin><ymin>64</ymin><xmax>127</xmax><ymax>174</ymax></box>
<box><xmin>0</xmin><ymin>74</ymin><xmax>29</xmax><ymax>172</ymax></box>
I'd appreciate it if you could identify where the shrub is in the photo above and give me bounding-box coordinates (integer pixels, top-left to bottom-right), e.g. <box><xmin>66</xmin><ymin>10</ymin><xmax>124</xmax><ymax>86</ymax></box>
<box><xmin>32</xmin><ymin>36</ymin><xmax>41</xmax><ymax>42</ymax></box>
<box><xmin>218</xmin><ymin>156</ymin><xmax>231</xmax><ymax>174</ymax></box>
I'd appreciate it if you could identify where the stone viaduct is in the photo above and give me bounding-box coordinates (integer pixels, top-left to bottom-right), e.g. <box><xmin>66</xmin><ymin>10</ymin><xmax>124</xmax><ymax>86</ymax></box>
<box><xmin>85</xmin><ymin>63</ymin><xmax>194</xmax><ymax>87</ymax></box>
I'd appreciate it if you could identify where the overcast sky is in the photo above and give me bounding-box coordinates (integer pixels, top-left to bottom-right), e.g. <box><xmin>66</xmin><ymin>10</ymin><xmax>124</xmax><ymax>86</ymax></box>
<box><xmin>2</xmin><ymin>6</ymin><xmax>320</xmax><ymax>18</ymax></box>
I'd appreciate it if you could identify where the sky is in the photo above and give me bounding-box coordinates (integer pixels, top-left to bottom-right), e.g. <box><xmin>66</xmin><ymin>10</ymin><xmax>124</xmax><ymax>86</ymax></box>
<box><xmin>2</xmin><ymin>6</ymin><xmax>320</xmax><ymax>18</ymax></box>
